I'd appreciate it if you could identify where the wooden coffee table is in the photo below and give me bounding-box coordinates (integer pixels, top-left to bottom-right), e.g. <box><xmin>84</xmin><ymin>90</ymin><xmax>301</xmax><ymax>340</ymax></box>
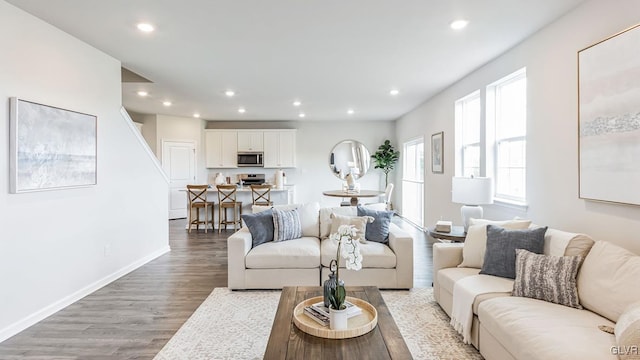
<box><xmin>264</xmin><ymin>286</ymin><xmax>413</xmax><ymax>359</ymax></box>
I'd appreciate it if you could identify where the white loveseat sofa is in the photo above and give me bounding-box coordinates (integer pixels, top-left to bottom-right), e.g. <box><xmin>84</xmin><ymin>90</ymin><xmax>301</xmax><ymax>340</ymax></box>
<box><xmin>227</xmin><ymin>202</ymin><xmax>414</xmax><ymax>290</ymax></box>
<box><xmin>433</xmin><ymin>221</ymin><xmax>640</xmax><ymax>360</ymax></box>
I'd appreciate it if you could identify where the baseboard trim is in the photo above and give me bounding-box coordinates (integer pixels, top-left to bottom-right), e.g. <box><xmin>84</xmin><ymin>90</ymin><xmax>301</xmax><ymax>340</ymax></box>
<box><xmin>0</xmin><ymin>245</ymin><xmax>171</xmax><ymax>343</ymax></box>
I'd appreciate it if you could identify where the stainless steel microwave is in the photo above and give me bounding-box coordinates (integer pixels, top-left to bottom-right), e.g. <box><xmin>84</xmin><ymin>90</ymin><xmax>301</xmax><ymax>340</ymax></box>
<box><xmin>237</xmin><ymin>152</ymin><xmax>264</xmax><ymax>167</ymax></box>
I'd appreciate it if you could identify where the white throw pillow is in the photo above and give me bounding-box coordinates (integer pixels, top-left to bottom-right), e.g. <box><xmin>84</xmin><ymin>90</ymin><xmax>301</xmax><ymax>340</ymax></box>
<box><xmin>458</xmin><ymin>218</ymin><xmax>532</xmax><ymax>268</ymax></box>
<box><xmin>329</xmin><ymin>213</ymin><xmax>374</xmax><ymax>243</ymax></box>
<box><xmin>615</xmin><ymin>302</ymin><xmax>640</xmax><ymax>360</ymax></box>
<box><xmin>319</xmin><ymin>206</ymin><xmax>357</xmax><ymax>239</ymax></box>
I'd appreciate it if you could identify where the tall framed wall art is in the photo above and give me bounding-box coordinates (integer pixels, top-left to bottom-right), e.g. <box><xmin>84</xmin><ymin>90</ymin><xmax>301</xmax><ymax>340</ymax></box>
<box><xmin>578</xmin><ymin>24</ymin><xmax>640</xmax><ymax>206</ymax></box>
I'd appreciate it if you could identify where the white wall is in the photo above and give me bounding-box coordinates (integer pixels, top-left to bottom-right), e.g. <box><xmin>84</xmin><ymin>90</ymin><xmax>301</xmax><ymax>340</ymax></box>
<box><xmin>0</xmin><ymin>1</ymin><xmax>170</xmax><ymax>341</ymax></box>
<box><xmin>293</xmin><ymin>121</ymin><xmax>396</xmax><ymax>206</ymax></box>
<box><xmin>395</xmin><ymin>0</ymin><xmax>640</xmax><ymax>253</ymax></box>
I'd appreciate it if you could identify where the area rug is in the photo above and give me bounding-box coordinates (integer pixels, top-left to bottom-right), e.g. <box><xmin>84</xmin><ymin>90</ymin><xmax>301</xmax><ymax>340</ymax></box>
<box><xmin>154</xmin><ymin>288</ymin><xmax>483</xmax><ymax>360</ymax></box>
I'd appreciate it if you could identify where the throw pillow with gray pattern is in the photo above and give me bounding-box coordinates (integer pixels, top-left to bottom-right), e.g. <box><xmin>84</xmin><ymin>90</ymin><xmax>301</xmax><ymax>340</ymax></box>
<box><xmin>512</xmin><ymin>249</ymin><xmax>583</xmax><ymax>309</ymax></box>
<box><xmin>272</xmin><ymin>208</ymin><xmax>302</xmax><ymax>242</ymax></box>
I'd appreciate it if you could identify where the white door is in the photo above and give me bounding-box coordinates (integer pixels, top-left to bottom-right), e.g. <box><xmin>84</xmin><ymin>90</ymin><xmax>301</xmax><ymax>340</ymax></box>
<box><xmin>162</xmin><ymin>140</ymin><xmax>196</xmax><ymax>219</ymax></box>
<box><xmin>402</xmin><ymin>138</ymin><xmax>424</xmax><ymax>228</ymax></box>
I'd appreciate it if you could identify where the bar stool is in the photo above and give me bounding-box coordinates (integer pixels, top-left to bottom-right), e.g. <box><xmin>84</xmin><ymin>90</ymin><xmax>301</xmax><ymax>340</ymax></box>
<box><xmin>250</xmin><ymin>184</ymin><xmax>274</xmax><ymax>206</ymax></box>
<box><xmin>217</xmin><ymin>184</ymin><xmax>243</xmax><ymax>233</ymax></box>
<box><xmin>186</xmin><ymin>185</ymin><xmax>215</xmax><ymax>233</ymax></box>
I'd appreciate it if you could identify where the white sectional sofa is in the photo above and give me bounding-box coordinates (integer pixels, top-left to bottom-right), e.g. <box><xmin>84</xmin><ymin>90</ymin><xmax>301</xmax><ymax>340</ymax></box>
<box><xmin>227</xmin><ymin>202</ymin><xmax>414</xmax><ymax>290</ymax></box>
<box><xmin>433</xmin><ymin>220</ymin><xmax>640</xmax><ymax>360</ymax></box>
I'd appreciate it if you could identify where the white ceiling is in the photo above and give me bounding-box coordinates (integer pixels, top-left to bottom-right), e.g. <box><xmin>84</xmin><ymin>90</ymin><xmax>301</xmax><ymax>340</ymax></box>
<box><xmin>7</xmin><ymin>0</ymin><xmax>585</xmax><ymax>122</ymax></box>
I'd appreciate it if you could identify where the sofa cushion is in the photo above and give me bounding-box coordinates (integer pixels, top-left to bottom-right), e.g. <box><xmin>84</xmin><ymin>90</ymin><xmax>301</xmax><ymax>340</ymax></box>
<box><xmin>480</xmin><ymin>225</ymin><xmax>547</xmax><ymax>279</ymax></box>
<box><xmin>512</xmin><ymin>249</ymin><xmax>582</xmax><ymax>309</ymax></box>
<box><xmin>578</xmin><ymin>241</ymin><xmax>640</xmax><ymax>322</ymax></box>
<box><xmin>320</xmin><ymin>238</ymin><xmax>396</xmax><ymax>268</ymax></box>
<box><xmin>246</xmin><ymin>236</ymin><xmax>320</xmax><ymax>269</ymax></box>
<box><xmin>458</xmin><ymin>218</ymin><xmax>532</xmax><ymax>269</ymax></box>
<box><xmin>357</xmin><ymin>205</ymin><xmax>393</xmax><ymax>243</ymax></box>
<box><xmin>254</xmin><ymin>202</ymin><xmax>320</xmax><ymax>237</ymax></box>
<box><xmin>329</xmin><ymin>213</ymin><xmax>373</xmax><ymax>243</ymax></box>
<box><xmin>319</xmin><ymin>206</ymin><xmax>357</xmax><ymax>238</ymax></box>
<box><xmin>241</xmin><ymin>209</ymin><xmax>274</xmax><ymax>247</ymax></box>
<box><xmin>615</xmin><ymin>302</ymin><xmax>640</xmax><ymax>360</ymax></box>
<box><xmin>478</xmin><ymin>296</ymin><xmax>617</xmax><ymax>360</ymax></box>
<box><xmin>272</xmin><ymin>208</ymin><xmax>302</xmax><ymax>242</ymax></box>
<box><xmin>437</xmin><ymin>267</ymin><xmax>481</xmax><ymax>296</ymax></box>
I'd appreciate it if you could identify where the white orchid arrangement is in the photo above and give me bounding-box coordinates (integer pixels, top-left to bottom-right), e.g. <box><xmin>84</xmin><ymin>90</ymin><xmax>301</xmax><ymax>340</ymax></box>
<box><xmin>328</xmin><ymin>224</ymin><xmax>363</xmax><ymax>310</ymax></box>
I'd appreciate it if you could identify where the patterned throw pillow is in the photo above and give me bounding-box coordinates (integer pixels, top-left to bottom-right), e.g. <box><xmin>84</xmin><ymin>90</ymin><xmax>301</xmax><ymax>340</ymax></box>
<box><xmin>479</xmin><ymin>225</ymin><xmax>547</xmax><ymax>279</ymax></box>
<box><xmin>512</xmin><ymin>249</ymin><xmax>582</xmax><ymax>309</ymax></box>
<box><xmin>272</xmin><ymin>208</ymin><xmax>302</xmax><ymax>242</ymax></box>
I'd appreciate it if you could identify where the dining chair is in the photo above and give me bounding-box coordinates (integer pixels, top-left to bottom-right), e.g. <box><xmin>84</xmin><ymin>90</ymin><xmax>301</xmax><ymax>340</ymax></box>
<box><xmin>186</xmin><ymin>184</ymin><xmax>215</xmax><ymax>233</ymax></box>
<box><xmin>217</xmin><ymin>184</ymin><xmax>243</xmax><ymax>233</ymax></box>
<box><xmin>365</xmin><ymin>183</ymin><xmax>394</xmax><ymax>211</ymax></box>
<box><xmin>250</xmin><ymin>184</ymin><xmax>273</xmax><ymax>206</ymax></box>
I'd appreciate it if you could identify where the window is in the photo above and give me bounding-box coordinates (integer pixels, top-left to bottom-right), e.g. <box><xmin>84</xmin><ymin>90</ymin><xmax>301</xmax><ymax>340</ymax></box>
<box><xmin>453</xmin><ymin>68</ymin><xmax>527</xmax><ymax>206</ymax></box>
<box><xmin>454</xmin><ymin>91</ymin><xmax>481</xmax><ymax>177</ymax></box>
<box><xmin>402</xmin><ymin>138</ymin><xmax>424</xmax><ymax>227</ymax></box>
<box><xmin>487</xmin><ymin>68</ymin><xmax>527</xmax><ymax>203</ymax></box>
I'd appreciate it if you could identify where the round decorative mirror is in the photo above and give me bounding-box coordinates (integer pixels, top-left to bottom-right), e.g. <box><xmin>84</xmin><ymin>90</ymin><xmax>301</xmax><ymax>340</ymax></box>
<box><xmin>329</xmin><ymin>140</ymin><xmax>371</xmax><ymax>180</ymax></box>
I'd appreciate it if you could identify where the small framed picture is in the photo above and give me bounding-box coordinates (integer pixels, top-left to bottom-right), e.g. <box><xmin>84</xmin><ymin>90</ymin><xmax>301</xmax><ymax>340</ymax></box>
<box><xmin>431</xmin><ymin>131</ymin><xmax>443</xmax><ymax>173</ymax></box>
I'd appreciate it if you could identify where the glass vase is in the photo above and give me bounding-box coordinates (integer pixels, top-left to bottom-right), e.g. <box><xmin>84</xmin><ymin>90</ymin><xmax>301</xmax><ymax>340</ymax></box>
<box><xmin>323</xmin><ymin>273</ymin><xmax>345</xmax><ymax>308</ymax></box>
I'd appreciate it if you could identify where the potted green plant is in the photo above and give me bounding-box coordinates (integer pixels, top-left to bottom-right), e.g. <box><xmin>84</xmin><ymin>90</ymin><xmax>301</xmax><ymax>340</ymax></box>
<box><xmin>371</xmin><ymin>140</ymin><xmax>400</xmax><ymax>187</ymax></box>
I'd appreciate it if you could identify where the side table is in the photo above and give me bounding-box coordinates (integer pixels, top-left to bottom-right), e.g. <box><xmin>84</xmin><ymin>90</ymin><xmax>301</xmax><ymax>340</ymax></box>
<box><xmin>428</xmin><ymin>225</ymin><xmax>466</xmax><ymax>242</ymax></box>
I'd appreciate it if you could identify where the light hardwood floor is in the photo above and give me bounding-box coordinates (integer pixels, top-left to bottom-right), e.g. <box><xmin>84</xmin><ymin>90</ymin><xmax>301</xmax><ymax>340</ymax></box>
<box><xmin>0</xmin><ymin>216</ymin><xmax>434</xmax><ymax>359</ymax></box>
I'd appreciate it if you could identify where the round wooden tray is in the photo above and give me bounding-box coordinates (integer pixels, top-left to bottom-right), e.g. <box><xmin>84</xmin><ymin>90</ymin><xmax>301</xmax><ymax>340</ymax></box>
<box><xmin>292</xmin><ymin>296</ymin><xmax>377</xmax><ymax>339</ymax></box>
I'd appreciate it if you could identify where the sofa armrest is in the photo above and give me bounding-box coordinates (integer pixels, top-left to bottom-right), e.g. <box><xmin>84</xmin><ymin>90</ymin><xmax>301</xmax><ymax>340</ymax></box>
<box><xmin>227</xmin><ymin>227</ymin><xmax>253</xmax><ymax>289</ymax></box>
<box><xmin>433</xmin><ymin>242</ymin><xmax>464</xmax><ymax>273</ymax></box>
<box><xmin>388</xmin><ymin>223</ymin><xmax>414</xmax><ymax>288</ymax></box>
<box><xmin>432</xmin><ymin>242</ymin><xmax>464</xmax><ymax>301</ymax></box>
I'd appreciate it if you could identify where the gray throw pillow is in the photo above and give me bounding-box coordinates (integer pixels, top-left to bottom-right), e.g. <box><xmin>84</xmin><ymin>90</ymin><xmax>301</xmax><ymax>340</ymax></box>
<box><xmin>357</xmin><ymin>205</ymin><xmax>393</xmax><ymax>244</ymax></box>
<box><xmin>479</xmin><ymin>225</ymin><xmax>547</xmax><ymax>279</ymax></box>
<box><xmin>512</xmin><ymin>249</ymin><xmax>582</xmax><ymax>309</ymax></box>
<box><xmin>272</xmin><ymin>208</ymin><xmax>302</xmax><ymax>242</ymax></box>
<box><xmin>241</xmin><ymin>209</ymin><xmax>274</xmax><ymax>248</ymax></box>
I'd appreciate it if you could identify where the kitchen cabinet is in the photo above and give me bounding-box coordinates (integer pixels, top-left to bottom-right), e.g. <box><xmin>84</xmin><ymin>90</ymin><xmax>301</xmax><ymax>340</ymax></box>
<box><xmin>237</xmin><ymin>131</ymin><xmax>264</xmax><ymax>152</ymax></box>
<box><xmin>205</xmin><ymin>130</ymin><xmax>237</xmax><ymax>168</ymax></box>
<box><xmin>263</xmin><ymin>130</ymin><xmax>296</xmax><ymax>168</ymax></box>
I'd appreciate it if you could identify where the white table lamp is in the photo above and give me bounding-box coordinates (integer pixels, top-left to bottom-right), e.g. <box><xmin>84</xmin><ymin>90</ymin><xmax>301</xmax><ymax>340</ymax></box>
<box><xmin>452</xmin><ymin>177</ymin><xmax>494</xmax><ymax>232</ymax></box>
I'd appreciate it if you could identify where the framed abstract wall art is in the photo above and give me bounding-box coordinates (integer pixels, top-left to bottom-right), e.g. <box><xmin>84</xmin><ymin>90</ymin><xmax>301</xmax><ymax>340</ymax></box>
<box><xmin>578</xmin><ymin>24</ymin><xmax>640</xmax><ymax>206</ymax></box>
<box><xmin>9</xmin><ymin>98</ymin><xmax>97</xmax><ymax>193</ymax></box>
<box><xmin>431</xmin><ymin>131</ymin><xmax>443</xmax><ymax>174</ymax></box>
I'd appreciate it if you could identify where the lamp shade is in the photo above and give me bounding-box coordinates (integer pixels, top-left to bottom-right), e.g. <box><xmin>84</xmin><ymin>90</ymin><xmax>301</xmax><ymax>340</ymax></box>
<box><xmin>452</xmin><ymin>177</ymin><xmax>493</xmax><ymax>205</ymax></box>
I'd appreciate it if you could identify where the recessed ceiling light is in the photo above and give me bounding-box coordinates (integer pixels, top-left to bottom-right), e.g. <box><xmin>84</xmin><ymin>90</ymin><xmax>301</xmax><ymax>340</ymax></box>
<box><xmin>347</xmin><ymin>109</ymin><xmax>355</xmax><ymax>115</ymax></box>
<box><xmin>162</xmin><ymin>101</ymin><xmax>172</xmax><ymax>106</ymax></box>
<box><xmin>137</xmin><ymin>23</ymin><xmax>155</xmax><ymax>33</ymax></box>
<box><xmin>238</xmin><ymin>107</ymin><xmax>246</xmax><ymax>113</ymax></box>
<box><xmin>389</xmin><ymin>89</ymin><xmax>399</xmax><ymax>96</ymax></box>
<box><xmin>298</xmin><ymin>113</ymin><xmax>306</xmax><ymax>118</ymax></box>
<box><xmin>225</xmin><ymin>90</ymin><xmax>235</xmax><ymax>97</ymax></box>
<box><xmin>193</xmin><ymin>113</ymin><xmax>200</xmax><ymax>118</ymax></box>
<box><xmin>293</xmin><ymin>100</ymin><xmax>301</xmax><ymax>107</ymax></box>
<box><xmin>137</xmin><ymin>90</ymin><xmax>148</xmax><ymax>97</ymax></box>
<box><xmin>450</xmin><ymin>19</ymin><xmax>469</xmax><ymax>30</ymax></box>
